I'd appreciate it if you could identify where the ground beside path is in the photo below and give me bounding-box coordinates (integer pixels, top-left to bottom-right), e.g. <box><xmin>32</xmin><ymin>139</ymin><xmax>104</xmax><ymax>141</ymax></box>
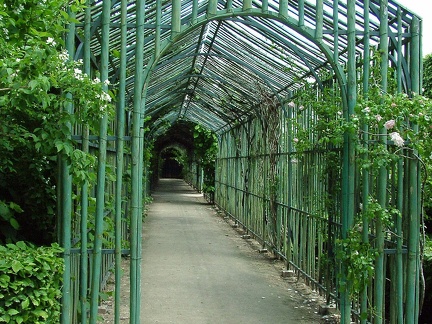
<box><xmin>101</xmin><ymin>178</ymin><xmax>327</xmax><ymax>323</ymax></box>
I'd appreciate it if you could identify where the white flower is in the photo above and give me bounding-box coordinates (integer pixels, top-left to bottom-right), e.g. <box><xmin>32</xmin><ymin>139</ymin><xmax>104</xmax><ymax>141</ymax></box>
<box><xmin>14</xmin><ymin>4</ymin><xmax>24</xmax><ymax>14</ymax></box>
<box><xmin>299</xmin><ymin>105</ymin><xmax>304</xmax><ymax>111</ymax></box>
<box><xmin>98</xmin><ymin>92</ymin><xmax>111</xmax><ymax>103</ymax></box>
<box><xmin>103</xmin><ymin>79</ymin><xmax>110</xmax><ymax>86</ymax></box>
<box><xmin>288</xmin><ymin>101</ymin><xmax>295</xmax><ymax>108</ymax></box>
<box><xmin>74</xmin><ymin>68</ymin><xmax>83</xmax><ymax>80</ymax></box>
<box><xmin>59</xmin><ymin>50</ymin><xmax>69</xmax><ymax>62</ymax></box>
<box><xmin>293</xmin><ymin>138</ymin><xmax>299</xmax><ymax>143</ymax></box>
<box><xmin>362</xmin><ymin>107</ymin><xmax>370</xmax><ymax>113</ymax></box>
<box><xmin>375</xmin><ymin>115</ymin><xmax>382</xmax><ymax>122</ymax></box>
<box><xmin>93</xmin><ymin>77</ymin><xmax>101</xmax><ymax>84</ymax></box>
<box><xmin>47</xmin><ymin>37</ymin><xmax>56</xmax><ymax>46</ymax></box>
<box><xmin>384</xmin><ymin>119</ymin><xmax>396</xmax><ymax>130</ymax></box>
<box><xmin>389</xmin><ymin>132</ymin><xmax>404</xmax><ymax>147</ymax></box>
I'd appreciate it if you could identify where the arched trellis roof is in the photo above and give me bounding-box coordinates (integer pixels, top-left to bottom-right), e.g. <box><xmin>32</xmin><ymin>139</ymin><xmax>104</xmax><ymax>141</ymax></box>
<box><xmin>75</xmin><ymin>0</ymin><xmax>422</xmax><ymax>136</ymax></box>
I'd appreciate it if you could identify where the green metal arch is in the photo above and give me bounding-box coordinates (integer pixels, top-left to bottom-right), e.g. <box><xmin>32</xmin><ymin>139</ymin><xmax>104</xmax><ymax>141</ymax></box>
<box><xmin>141</xmin><ymin>8</ymin><xmax>349</xmax><ymax>123</ymax></box>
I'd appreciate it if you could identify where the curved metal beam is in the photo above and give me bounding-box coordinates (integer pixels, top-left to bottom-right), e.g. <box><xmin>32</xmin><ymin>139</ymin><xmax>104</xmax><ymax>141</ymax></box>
<box><xmin>143</xmin><ymin>8</ymin><xmax>348</xmax><ymax>120</ymax></box>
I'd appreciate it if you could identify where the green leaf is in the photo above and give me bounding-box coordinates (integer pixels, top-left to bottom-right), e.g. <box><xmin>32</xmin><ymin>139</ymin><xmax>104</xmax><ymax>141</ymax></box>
<box><xmin>9</xmin><ymin>218</ymin><xmax>20</xmax><ymax>230</ymax></box>
<box><xmin>21</xmin><ymin>298</ymin><xmax>30</xmax><ymax>309</ymax></box>
<box><xmin>7</xmin><ymin>309</ymin><xmax>19</xmax><ymax>316</ymax></box>
<box><xmin>9</xmin><ymin>202</ymin><xmax>23</xmax><ymax>213</ymax></box>
<box><xmin>11</xmin><ymin>260</ymin><xmax>23</xmax><ymax>273</ymax></box>
<box><xmin>111</xmin><ymin>49</ymin><xmax>121</xmax><ymax>58</ymax></box>
<box><xmin>33</xmin><ymin>309</ymin><xmax>48</xmax><ymax>319</ymax></box>
<box><xmin>60</xmin><ymin>10</ymin><xmax>69</xmax><ymax>20</ymax></box>
<box><xmin>55</xmin><ymin>142</ymin><xmax>64</xmax><ymax>152</ymax></box>
<box><xmin>28</xmin><ymin>79</ymin><xmax>39</xmax><ymax>90</ymax></box>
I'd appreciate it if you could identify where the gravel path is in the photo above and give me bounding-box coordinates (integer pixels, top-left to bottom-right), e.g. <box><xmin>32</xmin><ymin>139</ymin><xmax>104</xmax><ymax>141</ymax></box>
<box><xmin>138</xmin><ymin>179</ymin><xmax>324</xmax><ymax>324</ymax></box>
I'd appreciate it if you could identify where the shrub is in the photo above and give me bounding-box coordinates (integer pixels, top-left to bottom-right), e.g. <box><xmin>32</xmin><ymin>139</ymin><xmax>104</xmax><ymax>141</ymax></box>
<box><xmin>0</xmin><ymin>241</ymin><xmax>63</xmax><ymax>323</ymax></box>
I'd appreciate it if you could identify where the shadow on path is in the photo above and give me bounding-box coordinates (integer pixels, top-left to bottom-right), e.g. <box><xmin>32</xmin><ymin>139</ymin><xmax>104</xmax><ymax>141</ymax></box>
<box><xmin>140</xmin><ymin>179</ymin><xmax>323</xmax><ymax>324</ymax></box>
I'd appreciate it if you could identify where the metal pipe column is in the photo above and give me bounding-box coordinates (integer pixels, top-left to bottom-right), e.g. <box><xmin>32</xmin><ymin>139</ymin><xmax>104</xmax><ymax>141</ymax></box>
<box><xmin>89</xmin><ymin>0</ymin><xmax>111</xmax><ymax>322</ymax></box>
<box><xmin>114</xmin><ymin>0</ymin><xmax>128</xmax><ymax>323</ymax></box>
<box><xmin>405</xmin><ymin>15</ymin><xmax>420</xmax><ymax>324</ymax></box>
<box><xmin>131</xmin><ymin>0</ymin><xmax>145</xmax><ymax>322</ymax></box>
<box><xmin>340</xmin><ymin>0</ymin><xmax>356</xmax><ymax>322</ymax></box>
<box><xmin>80</xmin><ymin>2</ymin><xmax>92</xmax><ymax>322</ymax></box>
<box><xmin>374</xmin><ymin>2</ymin><xmax>389</xmax><ymax>323</ymax></box>
<box><xmin>60</xmin><ymin>8</ymin><xmax>75</xmax><ymax>324</ymax></box>
<box><xmin>360</xmin><ymin>1</ymin><xmax>370</xmax><ymax>322</ymax></box>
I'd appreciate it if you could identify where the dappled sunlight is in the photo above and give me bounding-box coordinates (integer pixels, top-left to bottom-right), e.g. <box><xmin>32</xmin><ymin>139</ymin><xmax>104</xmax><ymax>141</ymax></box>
<box><xmin>180</xmin><ymin>193</ymin><xmax>204</xmax><ymax>198</ymax></box>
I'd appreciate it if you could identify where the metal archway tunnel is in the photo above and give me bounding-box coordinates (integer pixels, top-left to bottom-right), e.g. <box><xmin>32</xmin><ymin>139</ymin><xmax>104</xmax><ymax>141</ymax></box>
<box><xmin>59</xmin><ymin>1</ymin><xmax>424</xmax><ymax>323</ymax></box>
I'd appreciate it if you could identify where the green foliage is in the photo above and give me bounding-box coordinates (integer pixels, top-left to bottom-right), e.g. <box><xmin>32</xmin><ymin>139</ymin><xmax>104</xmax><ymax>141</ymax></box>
<box><xmin>336</xmin><ymin>196</ymin><xmax>401</xmax><ymax>297</ymax></box>
<box><xmin>425</xmin><ymin>236</ymin><xmax>432</xmax><ymax>263</ymax></box>
<box><xmin>172</xmin><ymin>147</ymin><xmax>188</xmax><ymax>171</ymax></box>
<box><xmin>424</xmin><ymin>54</ymin><xmax>432</xmax><ymax>100</ymax></box>
<box><xmin>422</xmin><ymin>54</ymin><xmax>432</xmax><ymax>224</ymax></box>
<box><xmin>0</xmin><ymin>241</ymin><xmax>64</xmax><ymax>324</ymax></box>
<box><xmin>0</xmin><ymin>0</ymin><xmax>114</xmax><ymax>244</ymax></box>
<box><xmin>0</xmin><ymin>201</ymin><xmax>23</xmax><ymax>242</ymax></box>
<box><xmin>291</xmin><ymin>82</ymin><xmax>346</xmax><ymax>153</ymax></box>
<box><xmin>423</xmin><ymin>236</ymin><xmax>432</xmax><ymax>320</ymax></box>
<box><xmin>292</xmin><ymin>80</ymin><xmax>432</xmax><ymax>222</ymax></box>
<box><xmin>356</xmin><ymin>93</ymin><xmax>432</xmax><ymax>224</ymax></box>
<box><xmin>290</xmin><ymin>56</ymin><xmax>432</xmax><ymax>304</ymax></box>
<box><xmin>336</xmin><ymin>229</ymin><xmax>377</xmax><ymax>297</ymax></box>
<box><xmin>193</xmin><ymin>125</ymin><xmax>218</xmax><ymax>194</ymax></box>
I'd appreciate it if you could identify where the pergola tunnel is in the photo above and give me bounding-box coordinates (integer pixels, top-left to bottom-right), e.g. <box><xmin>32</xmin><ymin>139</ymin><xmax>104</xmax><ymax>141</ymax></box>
<box><xmin>30</xmin><ymin>0</ymin><xmax>425</xmax><ymax>323</ymax></box>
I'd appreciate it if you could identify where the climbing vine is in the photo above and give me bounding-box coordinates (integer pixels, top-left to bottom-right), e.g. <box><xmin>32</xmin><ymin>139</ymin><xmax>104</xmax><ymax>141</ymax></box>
<box><xmin>258</xmin><ymin>85</ymin><xmax>281</xmax><ymax>249</ymax></box>
<box><xmin>336</xmin><ymin>197</ymin><xmax>401</xmax><ymax>298</ymax></box>
<box><xmin>289</xmin><ymin>64</ymin><xmax>432</xmax><ymax>303</ymax></box>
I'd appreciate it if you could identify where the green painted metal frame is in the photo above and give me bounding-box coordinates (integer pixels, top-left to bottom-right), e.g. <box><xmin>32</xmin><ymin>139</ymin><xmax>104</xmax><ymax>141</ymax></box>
<box><xmin>59</xmin><ymin>0</ymin><xmax>423</xmax><ymax>323</ymax></box>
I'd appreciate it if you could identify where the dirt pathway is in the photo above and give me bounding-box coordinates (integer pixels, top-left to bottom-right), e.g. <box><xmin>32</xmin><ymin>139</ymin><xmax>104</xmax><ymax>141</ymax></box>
<box><xmin>137</xmin><ymin>179</ymin><xmax>324</xmax><ymax>324</ymax></box>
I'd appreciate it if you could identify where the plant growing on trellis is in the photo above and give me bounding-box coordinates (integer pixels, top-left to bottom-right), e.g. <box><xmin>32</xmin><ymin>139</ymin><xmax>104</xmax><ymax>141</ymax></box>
<box><xmin>193</xmin><ymin>124</ymin><xmax>218</xmax><ymax>194</ymax></box>
<box><xmin>290</xmin><ymin>69</ymin><xmax>432</xmax><ymax>306</ymax></box>
<box><xmin>258</xmin><ymin>84</ymin><xmax>281</xmax><ymax>249</ymax></box>
<box><xmin>336</xmin><ymin>197</ymin><xmax>400</xmax><ymax>297</ymax></box>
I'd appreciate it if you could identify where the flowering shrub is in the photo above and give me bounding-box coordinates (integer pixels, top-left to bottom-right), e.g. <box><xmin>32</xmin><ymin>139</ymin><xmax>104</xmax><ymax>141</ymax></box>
<box><xmin>0</xmin><ymin>0</ymin><xmax>114</xmax><ymax>243</ymax></box>
<box><xmin>289</xmin><ymin>77</ymin><xmax>432</xmax><ymax>302</ymax></box>
<box><xmin>291</xmin><ymin>88</ymin><xmax>432</xmax><ymax>171</ymax></box>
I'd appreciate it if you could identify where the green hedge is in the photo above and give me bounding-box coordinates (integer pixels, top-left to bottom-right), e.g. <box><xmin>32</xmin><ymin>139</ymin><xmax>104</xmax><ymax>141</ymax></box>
<box><xmin>0</xmin><ymin>241</ymin><xmax>63</xmax><ymax>324</ymax></box>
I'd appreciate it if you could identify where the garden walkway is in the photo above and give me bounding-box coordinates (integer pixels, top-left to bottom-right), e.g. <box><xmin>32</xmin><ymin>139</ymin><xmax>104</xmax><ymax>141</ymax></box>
<box><xmin>140</xmin><ymin>179</ymin><xmax>323</xmax><ymax>323</ymax></box>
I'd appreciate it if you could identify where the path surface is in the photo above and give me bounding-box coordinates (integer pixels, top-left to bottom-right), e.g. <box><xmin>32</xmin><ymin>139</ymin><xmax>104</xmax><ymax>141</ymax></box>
<box><xmin>140</xmin><ymin>179</ymin><xmax>322</xmax><ymax>324</ymax></box>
